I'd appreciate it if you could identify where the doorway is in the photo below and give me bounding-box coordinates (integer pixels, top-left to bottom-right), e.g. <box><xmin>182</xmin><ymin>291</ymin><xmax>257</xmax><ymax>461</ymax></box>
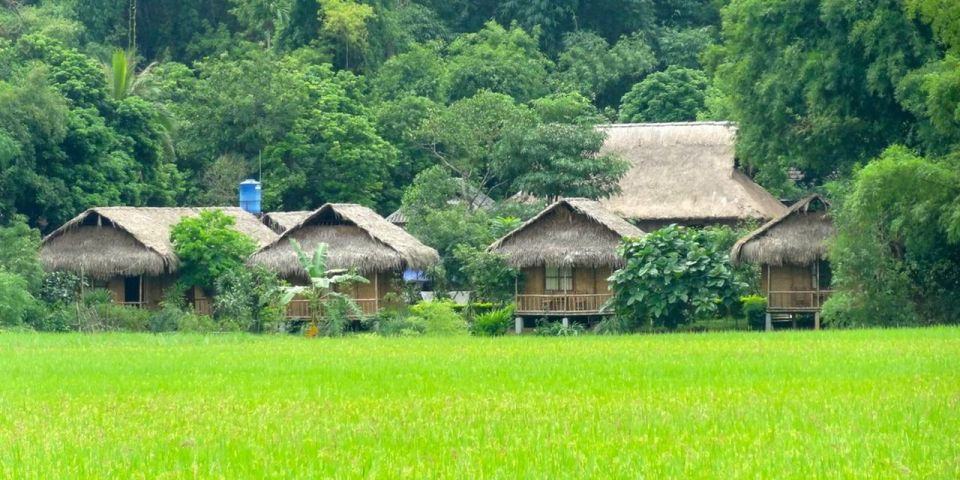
<box><xmin>123</xmin><ymin>276</ymin><xmax>142</xmax><ymax>305</ymax></box>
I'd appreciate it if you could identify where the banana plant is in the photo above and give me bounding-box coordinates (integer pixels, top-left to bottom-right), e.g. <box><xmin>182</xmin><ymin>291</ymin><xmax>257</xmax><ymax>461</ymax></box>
<box><xmin>279</xmin><ymin>240</ymin><xmax>368</xmax><ymax>336</ymax></box>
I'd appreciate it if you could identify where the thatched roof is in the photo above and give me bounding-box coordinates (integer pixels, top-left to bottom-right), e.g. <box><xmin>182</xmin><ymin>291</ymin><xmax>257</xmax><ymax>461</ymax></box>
<box><xmin>598</xmin><ymin>122</ymin><xmax>788</xmax><ymax>224</ymax></box>
<box><xmin>262</xmin><ymin>211</ymin><xmax>313</xmax><ymax>233</ymax></box>
<box><xmin>488</xmin><ymin>198</ymin><xmax>644</xmax><ymax>268</ymax></box>
<box><xmin>730</xmin><ymin>195</ymin><xmax>834</xmax><ymax>266</ymax></box>
<box><xmin>249</xmin><ymin>203</ymin><xmax>439</xmax><ymax>277</ymax></box>
<box><xmin>41</xmin><ymin>207</ymin><xmax>278</xmax><ymax>279</ymax></box>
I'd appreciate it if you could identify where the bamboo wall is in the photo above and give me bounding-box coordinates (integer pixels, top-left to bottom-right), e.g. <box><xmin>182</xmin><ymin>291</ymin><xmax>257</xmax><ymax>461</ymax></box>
<box><xmin>520</xmin><ymin>266</ymin><xmax>613</xmax><ymax>295</ymax></box>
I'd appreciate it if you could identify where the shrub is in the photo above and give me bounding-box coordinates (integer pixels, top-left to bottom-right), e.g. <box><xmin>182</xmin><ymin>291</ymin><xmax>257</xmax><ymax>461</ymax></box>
<box><xmin>149</xmin><ymin>304</ymin><xmax>183</xmax><ymax>333</ymax></box>
<box><xmin>608</xmin><ymin>225</ymin><xmax>746</xmax><ymax>330</ymax></box>
<box><xmin>472</xmin><ymin>304</ymin><xmax>514</xmax><ymax>336</ymax></box>
<box><xmin>534</xmin><ymin>319</ymin><xmax>585</xmax><ymax>336</ymax></box>
<box><xmin>407</xmin><ymin>300</ymin><xmax>467</xmax><ymax>336</ymax></box>
<box><xmin>176</xmin><ymin>313</ymin><xmax>218</xmax><ymax>333</ymax></box>
<box><xmin>820</xmin><ymin>292</ymin><xmax>858</xmax><ymax>329</ymax></box>
<box><xmin>85</xmin><ymin>304</ymin><xmax>151</xmax><ymax>332</ymax></box>
<box><xmin>377</xmin><ymin>313</ymin><xmax>427</xmax><ymax>337</ymax></box>
<box><xmin>594</xmin><ymin>316</ymin><xmax>631</xmax><ymax>335</ymax></box>
<box><xmin>31</xmin><ymin>306</ymin><xmax>74</xmax><ymax>332</ymax></box>
<box><xmin>454</xmin><ymin>246</ymin><xmax>520</xmax><ymax>304</ymax></box>
<box><xmin>40</xmin><ymin>271</ymin><xmax>86</xmax><ymax>305</ymax></box>
<box><xmin>170</xmin><ymin>210</ymin><xmax>257</xmax><ymax>292</ymax></box>
<box><xmin>0</xmin><ymin>271</ymin><xmax>39</xmax><ymax>326</ymax></box>
<box><xmin>741</xmin><ymin>295</ymin><xmax>767</xmax><ymax>330</ymax></box>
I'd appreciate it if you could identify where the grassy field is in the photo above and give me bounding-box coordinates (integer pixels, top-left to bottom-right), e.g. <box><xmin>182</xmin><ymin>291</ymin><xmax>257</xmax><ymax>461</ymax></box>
<box><xmin>0</xmin><ymin>329</ymin><xmax>958</xmax><ymax>478</ymax></box>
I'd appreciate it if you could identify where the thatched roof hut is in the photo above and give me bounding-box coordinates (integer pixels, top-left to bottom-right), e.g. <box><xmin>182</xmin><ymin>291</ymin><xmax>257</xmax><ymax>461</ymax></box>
<box><xmin>41</xmin><ymin>207</ymin><xmax>278</xmax><ymax>279</ymax></box>
<box><xmin>598</xmin><ymin>122</ymin><xmax>787</xmax><ymax>228</ymax></box>
<box><xmin>488</xmin><ymin>198</ymin><xmax>644</xmax><ymax>268</ymax></box>
<box><xmin>262</xmin><ymin>211</ymin><xmax>313</xmax><ymax>234</ymax></box>
<box><xmin>730</xmin><ymin>195</ymin><xmax>833</xmax><ymax>266</ymax></box>
<box><xmin>249</xmin><ymin>203</ymin><xmax>439</xmax><ymax>277</ymax></box>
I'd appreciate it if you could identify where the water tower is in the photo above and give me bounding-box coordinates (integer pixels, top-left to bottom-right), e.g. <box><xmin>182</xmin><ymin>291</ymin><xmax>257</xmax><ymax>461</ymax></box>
<box><xmin>239</xmin><ymin>179</ymin><xmax>262</xmax><ymax>214</ymax></box>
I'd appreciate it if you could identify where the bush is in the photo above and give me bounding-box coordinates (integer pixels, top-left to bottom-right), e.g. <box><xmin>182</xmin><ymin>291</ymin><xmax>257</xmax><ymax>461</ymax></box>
<box><xmin>31</xmin><ymin>306</ymin><xmax>74</xmax><ymax>332</ymax></box>
<box><xmin>86</xmin><ymin>304</ymin><xmax>151</xmax><ymax>332</ymax></box>
<box><xmin>176</xmin><ymin>312</ymin><xmax>218</xmax><ymax>333</ymax></box>
<box><xmin>407</xmin><ymin>300</ymin><xmax>467</xmax><ymax>336</ymax></box>
<box><xmin>741</xmin><ymin>295</ymin><xmax>767</xmax><ymax>330</ymax></box>
<box><xmin>534</xmin><ymin>319</ymin><xmax>586</xmax><ymax>336</ymax></box>
<box><xmin>170</xmin><ymin>210</ymin><xmax>257</xmax><ymax>292</ymax></box>
<box><xmin>149</xmin><ymin>304</ymin><xmax>183</xmax><ymax>333</ymax></box>
<box><xmin>377</xmin><ymin>314</ymin><xmax>427</xmax><ymax>337</ymax></box>
<box><xmin>39</xmin><ymin>271</ymin><xmax>86</xmax><ymax>305</ymax></box>
<box><xmin>472</xmin><ymin>304</ymin><xmax>514</xmax><ymax>336</ymax></box>
<box><xmin>0</xmin><ymin>271</ymin><xmax>39</xmax><ymax>326</ymax></box>
<box><xmin>609</xmin><ymin>225</ymin><xmax>746</xmax><ymax>330</ymax></box>
<box><xmin>820</xmin><ymin>292</ymin><xmax>858</xmax><ymax>329</ymax></box>
<box><xmin>454</xmin><ymin>246</ymin><xmax>520</xmax><ymax>304</ymax></box>
<box><xmin>214</xmin><ymin>267</ymin><xmax>286</xmax><ymax>332</ymax></box>
<box><xmin>594</xmin><ymin>316</ymin><xmax>631</xmax><ymax>335</ymax></box>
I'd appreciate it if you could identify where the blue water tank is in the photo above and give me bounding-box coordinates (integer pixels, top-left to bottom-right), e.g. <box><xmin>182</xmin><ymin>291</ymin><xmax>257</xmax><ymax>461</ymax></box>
<box><xmin>239</xmin><ymin>179</ymin><xmax>262</xmax><ymax>214</ymax></box>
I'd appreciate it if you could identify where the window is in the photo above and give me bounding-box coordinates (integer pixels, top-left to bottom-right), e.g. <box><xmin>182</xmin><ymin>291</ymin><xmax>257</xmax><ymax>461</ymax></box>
<box><xmin>545</xmin><ymin>266</ymin><xmax>573</xmax><ymax>291</ymax></box>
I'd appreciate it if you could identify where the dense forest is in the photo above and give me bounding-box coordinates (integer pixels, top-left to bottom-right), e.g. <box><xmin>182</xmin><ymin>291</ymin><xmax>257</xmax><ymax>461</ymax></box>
<box><xmin>1</xmin><ymin>0</ymin><xmax>960</xmax><ymax>326</ymax></box>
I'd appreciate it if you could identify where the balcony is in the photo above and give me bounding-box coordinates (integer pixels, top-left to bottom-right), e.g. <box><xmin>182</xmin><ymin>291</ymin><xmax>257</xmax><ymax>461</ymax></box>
<box><xmin>515</xmin><ymin>294</ymin><xmax>613</xmax><ymax>316</ymax></box>
<box><xmin>285</xmin><ymin>298</ymin><xmax>380</xmax><ymax>319</ymax></box>
<box><xmin>767</xmin><ymin>290</ymin><xmax>833</xmax><ymax>312</ymax></box>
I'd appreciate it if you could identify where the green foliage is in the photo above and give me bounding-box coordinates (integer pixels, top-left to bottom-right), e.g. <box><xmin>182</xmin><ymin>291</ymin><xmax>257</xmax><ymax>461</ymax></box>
<box><xmin>444</xmin><ymin>21</ymin><xmax>553</xmax><ymax>103</ymax></box>
<box><xmin>712</xmin><ymin>0</ymin><xmax>937</xmax><ymax>189</ymax></box>
<box><xmin>319</xmin><ymin>0</ymin><xmax>375</xmax><ymax>70</ymax></box>
<box><xmin>828</xmin><ymin>146</ymin><xmax>960</xmax><ymax>326</ymax></box>
<box><xmin>555</xmin><ymin>31</ymin><xmax>657</xmax><ymax>106</ymax></box>
<box><xmin>609</xmin><ymin>225</ymin><xmax>746</xmax><ymax>330</ymax></box>
<box><xmin>618</xmin><ymin>66</ymin><xmax>708</xmax><ymax>122</ymax></box>
<box><xmin>534</xmin><ymin>319</ymin><xmax>586</xmax><ymax>336</ymax></box>
<box><xmin>170</xmin><ymin>210</ymin><xmax>257</xmax><ymax>291</ymax></box>
<box><xmin>496</xmin><ymin>123</ymin><xmax>628</xmax><ymax>200</ymax></box>
<box><xmin>0</xmin><ymin>271</ymin><xmax>38</xmax><ymax>326</ymax></box>
<box><xmin>214</xmin><ymin>266</ymin><xmax>286</xmax><ymax>332</ymax></box>
<box><xmin>0</xmin><ymin>216</ymin><xmax>44</xmax><ymax>291</ymax></box>
<box><xmin>472</xmin><ymin>304</ymin><xmax>515</xmax><ymax>336</ymax></box>
<box><xmin>279</xmin><ymin>240</ymin><xmax>368</xmax><ymax>336</ymax></box>
<box><xmin>740</xmin><ymin>294</ymin><xmax>767</xmax><ymax>331</ymax></box>
<box><xmin>407</xmin><ymin>300</ymin><xmax>468</xmax><ymax>336</ymax></box>
<box><xmin>39</xmin><ymin>271</ymin><xmax>86</xmax><ymax>305</ymax></box>
<box><xmin>453</xmin><ymin>247</ymin><xmax>519</xmax><ymax>304</ymax></box>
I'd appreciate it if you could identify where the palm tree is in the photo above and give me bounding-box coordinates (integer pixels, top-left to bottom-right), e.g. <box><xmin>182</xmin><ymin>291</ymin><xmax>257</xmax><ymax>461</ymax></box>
<box><xmin>104</xmin><ymin>49</ymin><xmax>157</xmax><ymax>101</ymax></box>
<box><xmin>103</xmin><ymin>49</ymin><xmax>175</xmax><ymax>158</ymax></box>
<box><xmin>280</xmin><ymin>240</ymin><xmax>369</xmax><ymax>336</ymax></box>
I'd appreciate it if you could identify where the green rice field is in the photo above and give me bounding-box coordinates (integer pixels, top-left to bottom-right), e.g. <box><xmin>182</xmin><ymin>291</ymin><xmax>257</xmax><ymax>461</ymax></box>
<box><xmin>1</xmin><ymin>329</ymin><xmax>958</xmax><ymax>478</ymax></box>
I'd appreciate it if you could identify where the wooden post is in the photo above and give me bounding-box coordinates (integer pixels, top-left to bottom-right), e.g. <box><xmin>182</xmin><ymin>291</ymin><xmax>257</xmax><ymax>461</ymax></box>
<box><xmin>814</xmin><ymin>312</ymin><xmax>821</xmax><ymax>331</ymax></box>
<box><xmin>373</xmin><ymin>271</ymin><xmax>379</xmax><ymax>313</ymax></box>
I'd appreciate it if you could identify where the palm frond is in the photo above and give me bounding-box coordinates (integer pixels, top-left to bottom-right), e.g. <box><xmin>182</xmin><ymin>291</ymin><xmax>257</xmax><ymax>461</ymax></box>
<box><xmin>326</xmin><ymin>291</ymin><xmax>365</xmax><ymax>318</ymax></box>
<box><xmin>328</xmin><ymin>273</ymin><xmax>368</xmax><ymax>285</ymax></box>
<box><xmin>290</xmin><ymin>239</ymin><xmax>312</xmax><ymax>273</ymax></box>
<box><xmin>310</xmin><ymin>243</ymin><xmax>328</xmax><ymax>277</ymax></box>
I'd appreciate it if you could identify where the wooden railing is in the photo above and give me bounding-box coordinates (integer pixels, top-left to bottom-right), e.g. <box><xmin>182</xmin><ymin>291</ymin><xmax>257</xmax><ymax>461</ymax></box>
<box><xmin>118</xmin><ymin>301</ymin><xmax>146</xmax><ymax>308</ymax></box>
<box><xmin>285</xmin><ymin>298</ymin><xmax>380</xmax><ymax>319</ymax></box>
<box><xmin>767</xmin><ymin>290</ymin><xmax>833</xmax><ymax>312</ymax></box>
<box><xmin>515</xmin><ymin>294</ymin><xmax>613</xmax><ymax>315</ymax></box>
